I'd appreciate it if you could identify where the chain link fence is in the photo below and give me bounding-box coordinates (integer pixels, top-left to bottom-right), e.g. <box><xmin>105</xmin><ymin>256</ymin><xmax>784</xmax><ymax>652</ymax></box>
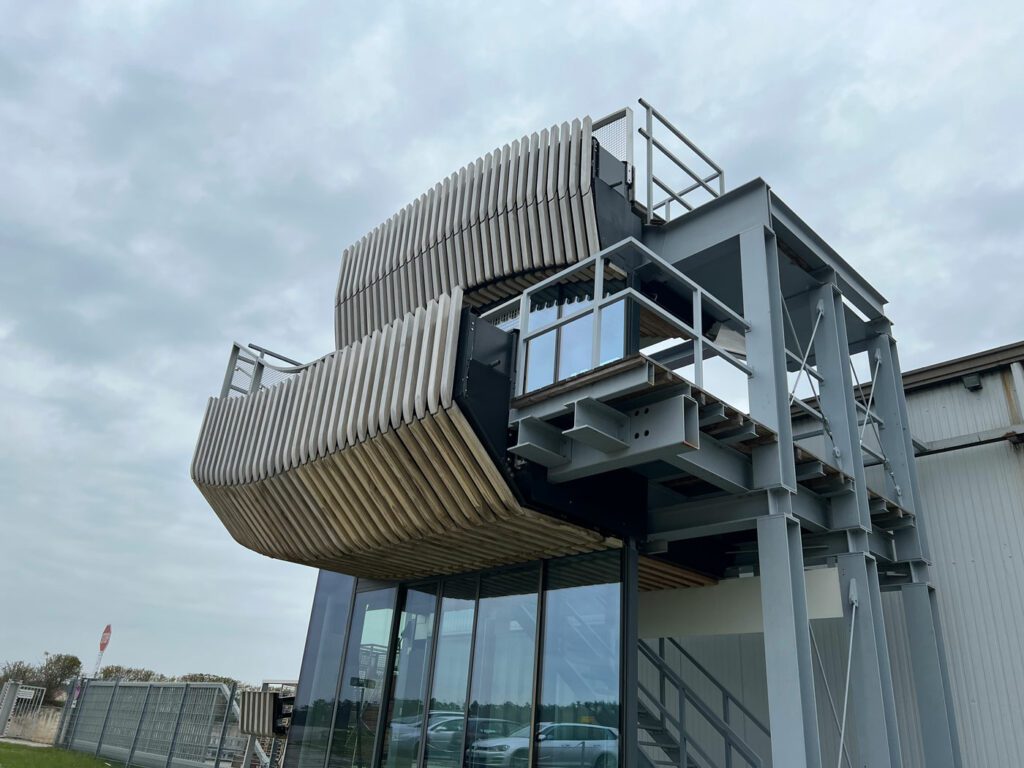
<box><xmin>57</xmin><ymin>679</ymin><xmax>277</xmax><ymax>768</ymax></box>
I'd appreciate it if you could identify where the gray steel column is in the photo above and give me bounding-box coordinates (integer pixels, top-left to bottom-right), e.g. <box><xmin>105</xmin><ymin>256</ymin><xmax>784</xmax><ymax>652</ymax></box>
<box><xmin>622</xmin><ymin>542</ymin><xmax>639</xmax><ymax>768</ymax></box>
<box><xmin>740</xmin><ymin>227</ymin><xmax>796</xmax><ymax>490</ymax></box>
<box><xmin>67</xmin><ymin>678</ymin><xmax>90</xmax><ymax>749</ymax></box>
<box><xmin>901</xmin><ymin>583</ymin><xmax>961</xmax><ymax>768</ymax></box>
<box><xmin>95</xmin><ymin>680</ymin><xmax>120</xmax><ymax>755</ymax></box>
<box><xmin>124</xmin><ymin>683</ymin><xmax>153</xmax><ymax>768</ymax></box>
<box><xmin>835</xmin><ymin>553</ymin><xmax>902</xmax><ymax>767</ymax></box>
<box><xmin>54</xmin><ymin>677</ymin><xmax>78</xmax><ymax>746</ymax></box>
<box><xmin>214</xmin><ymin>683</ymin><xmax>237</xmax><ymax>768</ymax></box>
<box><xmin>757</xmin><ymin>506</ymin><xmax>821</xmax><ymax>768</ymax></box>
<box><xmin>812</xmin><ymin>280</ymin><xmax>871</xmax><ymax>530</ymax></box>
<box><xmin>165</xmin><ymin>684</ymin><xmax>190</xmax><ymax>768</ymax></box>
<box><xmin>872</xmin><ymin>329</ymin><xmax>930</xmax><ymax>563</ymax></box>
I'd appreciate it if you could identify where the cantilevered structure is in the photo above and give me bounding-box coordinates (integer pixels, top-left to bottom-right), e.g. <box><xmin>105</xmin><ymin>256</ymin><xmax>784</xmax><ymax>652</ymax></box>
<box><xmin>192</xmin><ymin>101</ymin><xmax>961</xmax><ymax>768</ymax></box>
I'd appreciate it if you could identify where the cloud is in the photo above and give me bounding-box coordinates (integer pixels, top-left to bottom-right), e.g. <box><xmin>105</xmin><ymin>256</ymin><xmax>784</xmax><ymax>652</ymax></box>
<box><xmin>1</xmin><ymin>0</ymin><xmax>1022</xmax><ymax>680</ymax></box>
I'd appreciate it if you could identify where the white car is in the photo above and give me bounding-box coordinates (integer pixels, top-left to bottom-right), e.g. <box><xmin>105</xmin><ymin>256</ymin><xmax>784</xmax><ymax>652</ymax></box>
<box><xmin>467</xmin><ymin>722</ymin><xmax>618</xmax><ymax>768</ymax></box>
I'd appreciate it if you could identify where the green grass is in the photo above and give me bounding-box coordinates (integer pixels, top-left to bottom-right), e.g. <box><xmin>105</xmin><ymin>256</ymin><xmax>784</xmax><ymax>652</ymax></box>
<box><xmin>0</xmin><ymin>742</ymin><xmax>114</xmax><ymax>768</ymax></box>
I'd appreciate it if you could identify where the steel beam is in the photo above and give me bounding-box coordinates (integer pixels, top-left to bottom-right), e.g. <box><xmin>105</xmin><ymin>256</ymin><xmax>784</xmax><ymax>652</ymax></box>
<box><xmin>757</xmin><ymin>505</ymin><xmax>822</xmax><ymax>768</ymax></box>
<box><xmin>835</xmin><ymin>553</ymin><xmax>902</xmax><ymax>768</ymax></box>
<box><xmin>740</xmin><ymin>227</ymin><xmax>797</xmax><ymax>490</ymax></box>
<box><xmin>813</xmin><ymin>280</ymin><xmax>871</xmax><ymax>530</ymax></box>
<box><xmin>663</xmin><ymin>434</ymin><xmax>751</xmax><ymax>494</ymax></box>
<box><xmin>900</xmin><ymin>583</ymin><xmax>962</xmax><ymax>768</ymax></box>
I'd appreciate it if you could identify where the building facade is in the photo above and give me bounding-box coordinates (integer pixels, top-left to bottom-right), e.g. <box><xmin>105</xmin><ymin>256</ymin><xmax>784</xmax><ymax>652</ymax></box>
<box><xmin>191</xmin><ymin>102</ymin><xmax>980</xmax><ymax>768</ymax></box>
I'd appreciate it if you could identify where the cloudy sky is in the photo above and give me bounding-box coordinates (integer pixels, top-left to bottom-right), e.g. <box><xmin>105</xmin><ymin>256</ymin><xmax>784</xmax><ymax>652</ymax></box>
<box><xmin>1</xmin><ymin>1</ymin><xmax>1022</xmax><ymax>683</ymax></box>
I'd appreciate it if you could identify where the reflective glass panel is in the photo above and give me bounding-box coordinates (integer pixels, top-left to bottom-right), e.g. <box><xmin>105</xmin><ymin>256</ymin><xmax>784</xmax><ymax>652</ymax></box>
<box><xmin>381</xmin><ymin>585</ymin><xmax>439</xmax><ymax>768</ymax></box>
<box><xmin>557</xmin><ymin>313</ymin><xmax>594</xmax><ymax>381</ymax></box>
<box><xmin>599</xmin><ymin>301</ymin><xmax>625</xmax><ymax>367</ymax></box>
<box><xmin>536</xmin><ymin>553</ymin><xmax>621</xmax><ymax>768</ymax></box>
<box><xmin>465</xmin><ymin>567</ymin><xmax>540</xmax><ymax>768</ymax></box>
<box><xmin>285</xmin><ymin>572</ymin><xmax>356</xmax><ymax>768</ymax></box>
<box><xmin>526</xmin><ymin>332</ymin><xmax>556</xmax><ymax>392</ymax></box>
<box><xmin>328</xmin><ymin>586</ymin><xmax>397</xmax><ymax>768</ymax></box>
<box><xmin>424</xmin><ymin>578</ymin><xmax>478</xmax><ymax>768</ymax></box>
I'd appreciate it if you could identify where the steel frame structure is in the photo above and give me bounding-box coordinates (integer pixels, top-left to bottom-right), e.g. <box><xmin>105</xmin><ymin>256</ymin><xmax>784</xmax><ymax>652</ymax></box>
<box><xmin>190</xmin><ymin>100</ymin><xmax>961</xmax><ymax>768</ymax></box>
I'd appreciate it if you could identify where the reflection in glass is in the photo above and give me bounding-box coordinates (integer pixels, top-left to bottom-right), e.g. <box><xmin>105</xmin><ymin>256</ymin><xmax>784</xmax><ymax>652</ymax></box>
<box><xmin>526</xmin><ymin>332</ymin><xmax>556</xmax><ymax>392</ymax></box>
<box><xmin>537</xmin><ymin>553</ymin><xmax>621</xmax><ymax>768</ymax></box>
<box><xmin>558</xmin><ymin>314</ymin><xmax>594</xmax><ymax>381</ymax></box>
<box><xmin>382</xmin><ymin>585</ymin><xmax>439</xmax><ymax>768</ymax></box>
<box><xmin>328</xmin><ymin>587</ymin><xmax>397</xmax><ymax>768</ymax></box>
<box><xmin>599</xmin><ymin>301</ymin><xmax>625</xmax><ymax>367</ymax></box>
<box><xmin>465</xmin><ymin>567</ymin><xmax>540</xmax><ymax>768</ymax></box>
<box><xmin>285</xmin><ymin>572</ymin><xmax>356</xmax><ymax>768</ymax></box>
<box><xmin>424</xmin><ymin>579</ymin><xmax>477</xmax><ymax>768</ymax></box>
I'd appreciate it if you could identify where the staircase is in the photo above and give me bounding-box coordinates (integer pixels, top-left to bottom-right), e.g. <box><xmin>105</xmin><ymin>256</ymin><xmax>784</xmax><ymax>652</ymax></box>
<box><xmin>637</xmin><ymin>639</ymin><xmax>769</xmax><ymax>768</ymax></box>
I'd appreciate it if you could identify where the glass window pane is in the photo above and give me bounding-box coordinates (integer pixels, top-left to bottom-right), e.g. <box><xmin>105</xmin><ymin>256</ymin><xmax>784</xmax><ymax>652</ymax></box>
<box><xmin>328</xmin><ymin>586</ymin><xmax>398</xmax><ymax>768</ymax></box>
<box><xmin>285</xmin><ymin>572</ymin><xmax>356</xmax><ymax>768</ymax></box>
<box><xmin>536</xmin><ymin>553</ymin><xmax>621</xmax><ymax>768</ymax></box>
<box><xmin>599</xmin><ymin>301</ymin><xmax>625</xmax><ymax>366</ymax></box>
<box><xmin>465</xmin><ymin>567</ymin><xmax>540</xmax><ymax>768</ymax></box>
<box><xmin>526</xmin><ymin>332</ymin><xmax>556</xmax><ymax>392</ymax></box>
<box><xmin>382</xmin><ymin>585</ymin><xmax>439</xmax><ymax>768</ymax></box>
<box><xmin>557</xmin><ymin>314</ymin><xmax>594</xmax><ymax>381</ymax></box>
<box><xmin>424</xmin><ymin>578</ymin><xmax>478</xmax><ymax>768</ymax></box>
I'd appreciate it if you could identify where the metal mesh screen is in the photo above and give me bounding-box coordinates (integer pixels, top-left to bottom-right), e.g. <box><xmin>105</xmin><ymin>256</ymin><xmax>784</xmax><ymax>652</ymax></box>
<box><xmin>59</xmin><ymin>680</ymin><xmax>266</xmax><ymax>768</ymax></box>
<box><xmin>593</xmin><ymin>111</ymin><xmax>631</xmax><ymax>163</ymax></box>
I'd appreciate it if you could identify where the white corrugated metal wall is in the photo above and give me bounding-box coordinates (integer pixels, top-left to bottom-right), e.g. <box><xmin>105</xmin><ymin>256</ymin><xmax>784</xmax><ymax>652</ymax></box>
<box><xmin>893</xmin><ymin>369</ymin><xmax>1024</xmax><ymax>767</ymax></box>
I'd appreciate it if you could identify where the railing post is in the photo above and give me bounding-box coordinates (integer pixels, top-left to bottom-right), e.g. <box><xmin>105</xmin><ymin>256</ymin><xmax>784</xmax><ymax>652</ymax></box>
<box><xmin>95</xmin><ymin>680</ymin><xmax>119</xmax><ymax>756</ymax></box>
<box><xmin>125</xmin><ymin>684</ymin><xmax>153</xmax><ymax>768</ymax></box>
<box><xmin>723</xmin><ymin>693</ymin><xmax>732</xmax><ymax>768</ymax></box>
<box><xmin>645</xmin><ymin>103</ymin><xmax>654</xmax><ymax>225</ymax></box>
<box><xmin>214</xmin><ymin>683</ymin><xmax>237</xmax><ymax>768</ymax></box>
<box><xmin>165</xmin><ymin>684</ymin><xmax>190</xmax><ymax>768</ymax></box>
<box><xmin>677</xmin><ymin>687</ymin><xmax>687</xmax><ymax>768</ymax></box>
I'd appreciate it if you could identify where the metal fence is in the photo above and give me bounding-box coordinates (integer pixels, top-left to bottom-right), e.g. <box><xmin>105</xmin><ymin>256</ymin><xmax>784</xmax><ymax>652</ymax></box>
<box><xmin>0</xmin><ymin>681</ymin><xmax>46</xmax><ymax>736</ymax></box>
<box><xmin>57</xmin><ymin>679</ymin><xmax>274</xmax><ymax>768</ymax></box>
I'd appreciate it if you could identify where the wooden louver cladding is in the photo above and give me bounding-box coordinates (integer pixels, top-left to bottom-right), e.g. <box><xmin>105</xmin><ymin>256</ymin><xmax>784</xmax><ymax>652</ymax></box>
<box><xmin>191</xmin><ymin>289</ymin><xmax>618</xmax><ymax>581</ymax></box>
<box><xmin>334</xmin><ymin>117</ymin><xmax>601</xmax><ymax>348</ymax></box>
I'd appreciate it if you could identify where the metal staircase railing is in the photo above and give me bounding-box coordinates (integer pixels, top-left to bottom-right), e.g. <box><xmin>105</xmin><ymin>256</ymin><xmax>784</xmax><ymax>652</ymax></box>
<box><xmin>637</xmin><ymin>640</ymin><xmax>764</xmax><ymax>768</ymax></box>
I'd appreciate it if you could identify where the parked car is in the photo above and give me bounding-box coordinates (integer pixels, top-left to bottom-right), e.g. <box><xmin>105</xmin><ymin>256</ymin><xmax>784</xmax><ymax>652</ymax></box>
<box><xmin>467</xmin><ymin>722</ymin><xmax>618</xmax><ymax>768</ymax></box>
<box><xmin>424</xmin><ymin>717</ymin><xmax>518</xmax><ymax>765</ymax></box>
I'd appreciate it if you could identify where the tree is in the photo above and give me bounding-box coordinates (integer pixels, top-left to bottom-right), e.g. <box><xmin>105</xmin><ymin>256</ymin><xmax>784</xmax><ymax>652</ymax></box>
<box><xmin>39</xmin><ymin>653</ymin><xmax>81</xmax><ymax>703</ymax></box>
<box><xmin>0</xmin><ymin>660</ymin><xmax>37</xmax><ymax>688</ymax></box>
<box><xmin>98</xmin><ymin>665</ymin><xmax>166</xmax><ymax>682</ymax></box>
<box><xmin>177</xmin><ymin>673</ymin><xmax>239</xmax><ymax>687</ymax></box>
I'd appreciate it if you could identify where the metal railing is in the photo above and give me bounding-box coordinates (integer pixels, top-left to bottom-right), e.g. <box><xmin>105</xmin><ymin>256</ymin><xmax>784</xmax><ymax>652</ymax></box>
<box><xmin>481</xmin><ymin>237</ymin><xmax>750</xmax><ymax>397</ymax></box>
<box><xmin>591</xmin><ymin>101</ymin><xmax>725</xmax><ymax>226</ymax></box>
<box><xmin>638</xmin><ymin>99</ymin><xmax>724</xmax><ymax>225</ymax></box>
<box><xmin>58</xmin><ymin>678</ymin><xmax>271</xmax><ymax>768</ymax></box>
<box><xmin>638</xmin><ymin>640</ymin><xmax>763</xmax><ymax>768</ymax></box>
<box><xmin>219</xmin><ymin>342</ymin><xmax>309</xmax><ymax>399</ymax></box>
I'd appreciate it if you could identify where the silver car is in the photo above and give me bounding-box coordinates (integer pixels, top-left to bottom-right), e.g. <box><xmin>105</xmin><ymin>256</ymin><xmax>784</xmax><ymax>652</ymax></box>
<box><xmin>468</xmin><ymin>722</ymin><xmax>618</xmax><ymax>768</ymax></box>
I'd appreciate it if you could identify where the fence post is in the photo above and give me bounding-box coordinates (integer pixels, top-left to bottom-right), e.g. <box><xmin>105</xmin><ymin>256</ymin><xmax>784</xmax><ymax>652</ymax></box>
<box><xmin>54</xmin><ymin>677</ymin><xmax>78</xmax><ymax>746</ymax></box>
<box><xmin>125</xmin><ymin>684</ymin><xmax>154</xmax><ymax>768</ymax></box>
<box><xmin>165</xmin><ymin>684</ymin><xmax>190</xmax><ymax>768</ymax></box>
<box><xmin>67</xmin><ymin>678</ymin><xmax>90</xmax><ymax>749</ymax></box>
<box><xmin>214</xmin><ymin>683</ymin><xmax>237</xmax><ymax>767</ymax></box>
<box><xmin>95</xmin><ymin>680</ymin><xmax>120</xmax><ymax>755</ymax></box>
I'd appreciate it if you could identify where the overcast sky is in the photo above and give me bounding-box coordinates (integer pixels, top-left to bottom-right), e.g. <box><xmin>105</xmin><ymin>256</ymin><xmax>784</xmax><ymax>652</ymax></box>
<box><xmin>2</xmin><ymin>1</ymin><xmax>1022</xmax><ymax>683</ymax></box>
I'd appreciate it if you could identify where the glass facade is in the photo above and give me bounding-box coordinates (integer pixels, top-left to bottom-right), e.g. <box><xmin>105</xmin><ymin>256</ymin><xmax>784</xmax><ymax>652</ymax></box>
<box><xmin>286</xmin><ymin>571</ymin><xmax>357</xmax><ymax>768</ymax></box>
<box><xmin>287</xmin><ymin>552</ymin><xmax>623</xmax><ymax>768</ymax></box>
<box><xmin>329</xmin><ymin>586</ymin><xmax>398</xmax><ymax>768</ymax></box>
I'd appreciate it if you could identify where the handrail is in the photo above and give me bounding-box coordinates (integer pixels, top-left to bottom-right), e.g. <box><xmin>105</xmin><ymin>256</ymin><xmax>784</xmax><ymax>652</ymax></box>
<box><xmin>637</xmin><ymin>99</ymin><xmax>724</xmax><ymax>225</ymax></box>
<box><xmin>664</xmin><ymin>638</ymin><xmax>770</xmax><ymax>738</ymax></box>
<box><xmin>638</xmin><ymin>641</ymin><xmax>763</xmax><ymax>768</ymax></box>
